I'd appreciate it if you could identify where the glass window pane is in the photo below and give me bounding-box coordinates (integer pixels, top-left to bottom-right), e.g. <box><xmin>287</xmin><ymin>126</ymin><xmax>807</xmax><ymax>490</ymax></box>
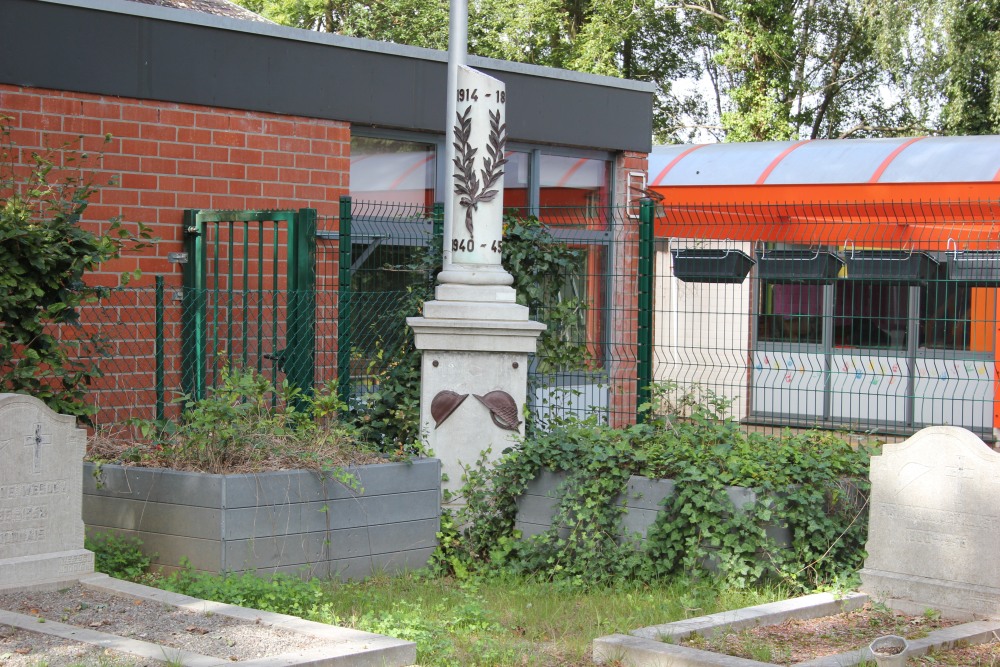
<box><xmin>833</xmin><ymin>282</ymin><xmax>908</xmax><ymax>349</ymax></box>
<box><xmin>920</xmin><ymin>282</ymin><xmax>982</xmax><ymax>352</ymax></box>
<box><xmin>350</xmin><ymin>136</ymin><xmax>435</xmax><ymax>208</ymax></box>
<box><xmin>503</xmin><ymin>150</ymin><xmax>530</xmax><ymax>218</ymax></box>
<box><xmin>758</xmin><ymin>283</ymin><xmax>824</xmax><ymax>343</ymax></box>
<box><xmin>538</xmin><ymin>154</ymin><xmax>609</xmax><ymax>228</ymax></box>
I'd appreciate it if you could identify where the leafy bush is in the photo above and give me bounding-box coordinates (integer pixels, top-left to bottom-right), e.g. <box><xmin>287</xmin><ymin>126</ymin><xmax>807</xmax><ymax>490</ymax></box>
<box><xmin>85</xmin><ymin>532</ymin><xmax>153</xmax><ymax>581</ymax></box>
<box><xmin>92</xmin><ymin>366</ymin><xmax>383</xmax><ymax>477</ymax></box>
<box><xmin>0</xmin><ymin>117</ymin><xmax>151</xmax><ymax>420</ymax></box>
<box><xmin>436</xmin><ymin>385</ymin><xmax>875</xmax><ymax>591</ymax></box>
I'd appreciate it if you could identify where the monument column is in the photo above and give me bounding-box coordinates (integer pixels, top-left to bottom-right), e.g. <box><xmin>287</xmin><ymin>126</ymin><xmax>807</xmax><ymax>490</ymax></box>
<box><xmin>407</xmin><ymin>5</ymin><xmax>544</xmax><ymax>499</ymax></box>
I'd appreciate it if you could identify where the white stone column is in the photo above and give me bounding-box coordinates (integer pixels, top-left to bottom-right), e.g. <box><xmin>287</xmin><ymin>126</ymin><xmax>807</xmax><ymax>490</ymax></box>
<box><xmin>408</xmin><ymin>65</ymin><xmax>544</xmax><ymax>500</ymax></box>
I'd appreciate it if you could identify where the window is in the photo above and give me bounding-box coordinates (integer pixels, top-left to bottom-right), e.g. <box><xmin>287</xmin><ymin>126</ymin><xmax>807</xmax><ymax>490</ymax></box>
<box><xmin>758</xmin><ymin>283</ymin><xmax>825</xmax><ymax>344</ymax></box>
<box><xmin>920</xmin><ymin>282</ymin><xmax>994</xmax><ymax>352</ymax></box>
<box><xmin>834</xmin><ymin>282</ymin><xmax>909</xmax><ymax>349</ymax></box>
<box><xmin>503</xmin><ymin>150</ymin><xmax>531</xmax><ymax>218</ymax></box>
<box><xmin>350</xmin><ymin>135</ymin><xmax>436</xmax><ymax>208</ymax></box>
<box><xmin>539</xmin><ymin>154</ymin><xmax>610</xmax><ymax>228</ymax></box>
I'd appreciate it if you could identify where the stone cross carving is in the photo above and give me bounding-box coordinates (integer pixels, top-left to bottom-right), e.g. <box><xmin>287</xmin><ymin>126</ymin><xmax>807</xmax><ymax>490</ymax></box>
<box><xmin>23</xmin><ymin>423</ymin><xmax>51</xmax><ymax>474</ymax></box>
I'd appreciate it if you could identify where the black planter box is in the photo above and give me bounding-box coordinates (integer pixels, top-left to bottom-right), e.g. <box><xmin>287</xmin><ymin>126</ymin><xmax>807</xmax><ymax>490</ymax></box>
<box><xmin>757</xmin><ymin>250</ymin><xmax>845</xmax><ymax>283</ymax></box>
<box><xmin>845</xmin><ymin>250</ymin><xmax>941</xmax><ymax>282</ymax></box>
<box><xmin>946</xmin><ymin>251</ymin><xmax>1000</xmax><ymax>285</ymax></box>
<box><xmin>671</xmin><ymin>248</ymin><xmax>755</xmax><ymax>284</ymax></box>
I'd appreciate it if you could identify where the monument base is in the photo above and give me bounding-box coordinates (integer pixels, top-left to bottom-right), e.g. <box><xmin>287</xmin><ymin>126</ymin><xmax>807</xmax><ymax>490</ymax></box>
<box><xmin>0</xmin><ymin>548</ymin><xmax>94</xmax><ymax>592</ymax></box>
<box><xmin>860</xmin><ymin>569</ymin><xmax>1000</xmax><ymax>620</ymax></box>
<box><xmin>408</xmin><ymin>305</ymin><xmax>544</xmax><ymax>501</ymax></box>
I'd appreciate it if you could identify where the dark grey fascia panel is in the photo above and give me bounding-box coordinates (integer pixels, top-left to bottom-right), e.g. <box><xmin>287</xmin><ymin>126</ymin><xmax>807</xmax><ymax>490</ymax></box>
<box><xmin>0</xmin><ymin>0</ymin><xmax>653</xmax><ymax>153</ymax></box>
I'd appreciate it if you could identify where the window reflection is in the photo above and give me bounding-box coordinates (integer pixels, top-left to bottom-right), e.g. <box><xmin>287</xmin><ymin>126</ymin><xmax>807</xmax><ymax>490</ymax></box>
<box><xmin>538</xmin><ymin>154</ymin><xmax>609</xmax><ymax>228</ymax></box>
<box><xmin>503</xmin><ymin>151</ymin><xmax>530</xmax><ymax>218</ymax></box>
<box><xmin>350</xmin><ymin>136</ymin><xmax>435</xmax><ymax>208</ymax></box>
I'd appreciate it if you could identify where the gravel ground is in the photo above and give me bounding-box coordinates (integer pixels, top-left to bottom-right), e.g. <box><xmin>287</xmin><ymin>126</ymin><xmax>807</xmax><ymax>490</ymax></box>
<box><xmin>0</xmin><ymin>584</ymin><xmax>318</xmax><ymax>666</ymax></box>
<box><xmin>684</xmin><ymin>602</ymin><xmax>1000</xmax><ymax>666</ymax></box>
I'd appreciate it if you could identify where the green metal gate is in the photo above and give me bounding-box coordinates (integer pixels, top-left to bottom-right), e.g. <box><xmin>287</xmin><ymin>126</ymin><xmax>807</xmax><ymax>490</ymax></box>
<box><xmin>181</xmin><ymin>209</ymin><xmax>316</xmax><ymax>400</ymax></box>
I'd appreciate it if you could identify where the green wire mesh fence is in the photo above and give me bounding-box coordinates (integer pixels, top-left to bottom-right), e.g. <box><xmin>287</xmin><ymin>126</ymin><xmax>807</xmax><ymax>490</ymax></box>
<box><xmin>655</xmin><ymin>198</ymin><xmax>1000</xmax><ymax>441</ymax></box>
<box><xmin>67</xmin><ymin>196</ymin><xmax>1000</xmax><ymax>442</ymax></box>
<box><xmin>74</xmin><ymin>199</ymin><xmax>648</xmax><ymax>433</ymax></box>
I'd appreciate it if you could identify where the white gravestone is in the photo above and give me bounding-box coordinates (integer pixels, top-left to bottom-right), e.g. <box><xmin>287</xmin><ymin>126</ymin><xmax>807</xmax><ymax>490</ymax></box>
<box><xmin>859</xmin><ymin>426</ymin><xmax>1000</xmax><ymax>619</ymax></box>
<box><xmin>0</xmin><ymin>394</ymin><xmax>94</xmax><ymax>590</ymax></box>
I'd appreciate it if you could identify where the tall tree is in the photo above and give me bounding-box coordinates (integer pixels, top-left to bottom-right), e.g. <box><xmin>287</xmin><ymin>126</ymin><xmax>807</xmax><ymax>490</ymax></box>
<box><xmin>868</xmin><ymin>0</ymin><xmax>1000</xmax><ymax>135</ymax></box>
<box><xmin>234</xmin><ymin>0</ymin><xmax>700</xmax><ymax>142</ymax></box>
<box><xmin>678</xmin><ymin>0</ymin><xmax>920</xmax><ymax>141</ymax></box>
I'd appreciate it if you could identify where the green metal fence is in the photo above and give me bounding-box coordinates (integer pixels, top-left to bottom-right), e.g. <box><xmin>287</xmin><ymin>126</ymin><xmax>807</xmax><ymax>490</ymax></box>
<box><xmin>180</xmin><ymin>208</ymin><xmax>316</xmax><ymax>401</ymax></box>
<box><xmin>76</xmin><ymin>199</ymin><xmax>649</xmax><ymax>430</ymax></box>
<box><xmin>655</xmin><ymin>198</ymin><xmax>1000</xmax><ymax>441</ymax></box>
<box><xmin>66</xmin><ymin>197</ymin><xmax>1000</xmax><ymax>443</ymax></box>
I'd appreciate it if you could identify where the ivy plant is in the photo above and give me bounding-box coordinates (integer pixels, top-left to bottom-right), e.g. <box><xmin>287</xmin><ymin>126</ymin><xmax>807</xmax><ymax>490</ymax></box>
<box><xmin>434</xmin><ymin>384</ymin><xmax>875</xmax><ymax>591</ymax></box>
<box><xmin>0</xmin><ymin>118</ymin><xmax>151</xmax><ymax>420</ymax></box>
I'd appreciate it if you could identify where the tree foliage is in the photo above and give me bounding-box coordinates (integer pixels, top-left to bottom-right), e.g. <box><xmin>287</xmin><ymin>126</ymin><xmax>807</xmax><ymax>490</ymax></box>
<box><xmin>870</xmin><ymin>0</ymin><xmax>1000</xmax><ymax>135</ymax></box>
<box><xmin>234</xmin><ymin>0</ymin><xmax>1000</xmax><ymax>140</ymax></box>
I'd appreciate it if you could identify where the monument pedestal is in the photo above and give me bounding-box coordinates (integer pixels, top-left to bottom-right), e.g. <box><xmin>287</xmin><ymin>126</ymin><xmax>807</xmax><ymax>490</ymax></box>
<box><xmin>0</xmin><ymin>549</ymin><xmax>94</xmax><ymax>592</ymax></box>
<box><xmin>408</xmin><ymin>296</ymin><xmax>544</xmax><ymax>501</ymax></box>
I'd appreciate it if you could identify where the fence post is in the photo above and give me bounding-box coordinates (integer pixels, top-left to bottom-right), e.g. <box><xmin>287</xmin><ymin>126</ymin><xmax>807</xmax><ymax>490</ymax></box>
<box><xmin>337</xmin><ymin>196</ymin><xmax>353</xmax><ymax>412</ymax></box>
<box><xmin>181</xmin><ymin>209</ymin><xmax>206</xmax><ymax>401</ymax></box>
<box><xmin>155</xmin><ymin>275</ymin><xmax>165</xmax><ymax>422</ymax></box>
<box><xmin>287</xmin><ymin>208</ymin><xmax>317</xmax><ymax>396</ymax></box>
<box><xmin>432</xmin><ymin>201</ymin><xmax>444</xmax><ymax>281</ymax></box>
<box><xmin>637</xmin><ymin>198</ymin><xmax>655</xmax><ymax>422</ymax></box>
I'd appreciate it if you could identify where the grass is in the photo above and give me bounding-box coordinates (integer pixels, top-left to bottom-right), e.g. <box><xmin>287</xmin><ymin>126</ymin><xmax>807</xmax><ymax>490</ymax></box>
<box><xmin>295</xmin><ymin>571</ymin><xmax>788</xmax><ymax>666</ymax></box>
<box><xmin>153</xmin><ymin>565</ymin><xmax>789</xmax><ymax>666</ymax></box>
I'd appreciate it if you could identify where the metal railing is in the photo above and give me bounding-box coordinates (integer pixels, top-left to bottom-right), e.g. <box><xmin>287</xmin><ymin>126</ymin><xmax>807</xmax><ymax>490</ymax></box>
<box><xmin>655</xmin><ymin>198</ymin><xmax>1000</xmax><ymax>440</ymax></box>
<box><xmin>75</xmin><ymin>199</ymin><xmax>649</xmax><ymax>432</ymax></box>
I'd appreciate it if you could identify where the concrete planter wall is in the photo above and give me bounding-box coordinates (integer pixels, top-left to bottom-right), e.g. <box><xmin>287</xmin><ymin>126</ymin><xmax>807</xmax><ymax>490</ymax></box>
<box><xmin>83</xmin><ymin>459</ymin><xmax>440</xmax><ymax>580</ymax></box>
<box><xmin>515</xmin><ymin>469</ymin><xmax>791</xmax><ymax>551</ymax></box>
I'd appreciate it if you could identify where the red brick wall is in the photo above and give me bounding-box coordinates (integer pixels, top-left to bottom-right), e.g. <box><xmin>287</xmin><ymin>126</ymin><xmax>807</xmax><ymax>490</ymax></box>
<box><xmin>1</xmin><ymin>84</ymin><xmax>349</xmax><ymax>284</ymax></box>
<box><xmin>609</xmin><ymin>150</ymin><xmax>649</xmax><ymax>427</ymax></box>
<box><xmin>1</xmin><ymin>85</ymin><xmax>349</xmax><ymax>424</ymax></box>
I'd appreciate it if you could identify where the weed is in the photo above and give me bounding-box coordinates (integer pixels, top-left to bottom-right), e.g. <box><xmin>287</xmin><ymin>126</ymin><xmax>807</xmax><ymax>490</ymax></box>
<box><xmin>85</xmin><ymin>532</ymin><xmax>153</xmax><ymax>581</ymax></box>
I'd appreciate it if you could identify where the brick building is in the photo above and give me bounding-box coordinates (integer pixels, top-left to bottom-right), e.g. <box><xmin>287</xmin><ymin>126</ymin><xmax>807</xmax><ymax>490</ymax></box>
<box><xmin>0</xmin><ymin>0</ymin><xmax>654</xmax><ymax>425</ymax></box>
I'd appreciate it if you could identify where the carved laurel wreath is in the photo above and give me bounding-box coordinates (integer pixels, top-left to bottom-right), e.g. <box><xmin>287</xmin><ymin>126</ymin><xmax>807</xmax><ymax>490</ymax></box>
<box><xmin>453</xmin><ymin>105</ymin><xmax>507</xmax><ymax>243</ymax></box>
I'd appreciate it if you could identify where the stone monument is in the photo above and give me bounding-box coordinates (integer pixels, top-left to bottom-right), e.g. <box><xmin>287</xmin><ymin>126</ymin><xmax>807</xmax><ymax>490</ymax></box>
<box><xmin>859</xmin><ymin>425</ymin><xmax>1000</xmax><ymax>619</ymax></box>
<box><xmin>0</xmin><ymin>393</ymin><xmax>94</xmax><ymax>590</ymax></box>
<box><xmin>408</xmin><ymin>60</ymin><xmax>544</xmax><ymax>498</ymax></box>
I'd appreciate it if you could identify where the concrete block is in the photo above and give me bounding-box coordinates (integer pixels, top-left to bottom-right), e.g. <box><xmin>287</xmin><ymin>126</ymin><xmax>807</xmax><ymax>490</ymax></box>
<box><xmin>367</xmin><ymin>518</ymin><xmax>438</xmax><ymax>554</ymax></box>
<box><xmin>84</xmin><ymin>495</ymin><xmax>221</xmax><ymax>540</ymax></box>
<box><xmin>358</xmin><ymin>489</ymin><xmax>440</xmax><ymax>524</ymax></box>
<box><xmin>622</xmin><ymin>476</ymin><xmax>675</xmax><ymax>510</ymax></box>
<box><xmin>515</xmin><ymin>494</ymin><xmax>559</xmax><ymax>525</ymax></box>
<box><xmin>224</xmin><ymin>527</ymin><xmax>371</xmax><ymax>570</ymax></box>
<box><xmin>85</xmin><ymin>463</ymin><xmax>223</xmax><ymax>507</ymax></box>
<box><xmin>83</xmin><ymin>460</ymin><xmax>441</xmax><ymax>578</ymax></box>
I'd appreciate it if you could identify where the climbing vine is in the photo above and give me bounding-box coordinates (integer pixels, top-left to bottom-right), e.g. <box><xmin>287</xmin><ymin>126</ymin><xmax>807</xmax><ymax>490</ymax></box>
<box><xmin>434</xmin><ymin>385</ymin><xmax>875</xmax><ymax>591</ymax></box>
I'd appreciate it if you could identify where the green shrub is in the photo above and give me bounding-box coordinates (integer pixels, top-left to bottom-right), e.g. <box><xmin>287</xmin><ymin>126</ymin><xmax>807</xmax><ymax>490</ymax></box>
<box><xmin>113</xmin><ymin>366</ymin><xmax>381</xmax><ymax>478</ymax></box>
<box><xmin>437</xmin><ymin>385</ymin><xmax>875</xmax><ymax>591</ymax></box>
<box><xmin>0</xmin><ymin>117</ymin><xmax>152</xmax><ymax>420</ymax></box>
<box><xmin>85</xmin><ymin>532</ymin><xmax>153</xmax><ymax>581</ymax></box>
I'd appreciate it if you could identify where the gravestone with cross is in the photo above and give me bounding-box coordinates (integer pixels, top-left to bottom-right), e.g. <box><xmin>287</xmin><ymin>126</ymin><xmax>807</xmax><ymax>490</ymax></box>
<box><xmin>860</xmin><ymin>425</ymin><xmax>1000</xmax><ymax>619</ymax></box>
<box><xmin>0</xmin><ymin>393</ymin><xmax>94</xmax><ymax>590</ymax></box>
